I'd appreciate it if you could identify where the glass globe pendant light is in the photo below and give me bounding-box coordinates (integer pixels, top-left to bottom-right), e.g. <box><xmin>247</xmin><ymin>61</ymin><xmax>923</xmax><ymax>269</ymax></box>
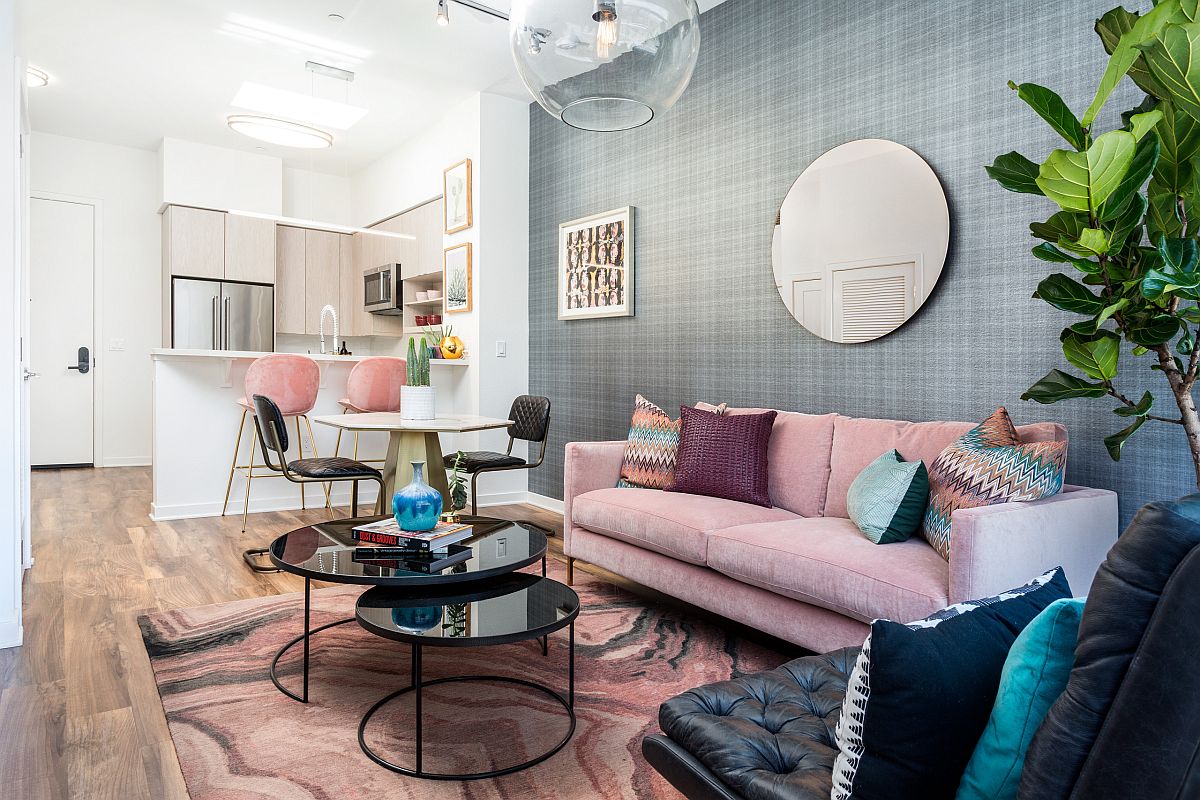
<box><xmin>509</xmin><ymin>0</ymin><xmax>701</xmax><ymax>132</ymax></box>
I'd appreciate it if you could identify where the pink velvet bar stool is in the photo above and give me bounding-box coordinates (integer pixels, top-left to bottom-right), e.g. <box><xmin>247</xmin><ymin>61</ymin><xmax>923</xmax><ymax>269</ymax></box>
<box><xmin>221</xmin><ymin>354</ymin><xmax>324</xmax><ymax>532</ymax></box>
<box><xmin>332</xmin><ymin>357</ymin><xmax>407</xmax><ymax>462</ymax></box>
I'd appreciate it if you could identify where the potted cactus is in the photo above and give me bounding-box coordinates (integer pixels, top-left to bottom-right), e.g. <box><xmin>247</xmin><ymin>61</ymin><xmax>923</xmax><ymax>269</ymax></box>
<box><xmin>400</xmin><ymin>336</ymin><xmax>436</xmax><ymax>421</ymax></box>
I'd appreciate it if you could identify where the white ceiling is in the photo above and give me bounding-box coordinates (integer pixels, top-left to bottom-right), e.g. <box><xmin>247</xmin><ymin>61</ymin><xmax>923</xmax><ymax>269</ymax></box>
<box><xmin>20</xmin><ymin>0</ymin><xmax>727</xmax><ymax>174</ymax></box>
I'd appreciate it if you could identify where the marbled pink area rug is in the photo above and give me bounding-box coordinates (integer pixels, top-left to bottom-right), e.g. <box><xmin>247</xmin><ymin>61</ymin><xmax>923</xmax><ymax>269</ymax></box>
<box><xmin>138</xmin><ymin>559</ymin><xmax>787</xmax><ymax>799</ymax></box>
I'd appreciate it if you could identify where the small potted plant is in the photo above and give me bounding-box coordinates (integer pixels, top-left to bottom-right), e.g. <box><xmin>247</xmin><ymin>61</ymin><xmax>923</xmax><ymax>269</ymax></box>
<box><xmin>443</xmin><ymin>450</ymin><xmax>470</xmax><ymax>522</ymax></box>
<box><xmin>400</xmin><ymin>336</ymin><xmax>435</xmax><ymax>420</ymax></box>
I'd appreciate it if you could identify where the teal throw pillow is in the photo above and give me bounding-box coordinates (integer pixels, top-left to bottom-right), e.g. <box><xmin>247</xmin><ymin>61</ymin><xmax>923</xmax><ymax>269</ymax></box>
<box><xmin>956</xmin><ymin>597</ymin><xmax>1085</xmax><ymax>800</ymax></box>
<box><xmin>846</xmin><ymin>450</ymin><xmax>928</xmax><ymax>544</ymax></box>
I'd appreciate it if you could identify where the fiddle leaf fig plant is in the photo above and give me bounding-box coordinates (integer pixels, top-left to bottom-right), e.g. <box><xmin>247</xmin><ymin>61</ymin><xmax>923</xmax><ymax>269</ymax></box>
<box><xmin>988</xmin><ymin>0</ymin><xmax>1200</xmax><ymax>485</ymax></box>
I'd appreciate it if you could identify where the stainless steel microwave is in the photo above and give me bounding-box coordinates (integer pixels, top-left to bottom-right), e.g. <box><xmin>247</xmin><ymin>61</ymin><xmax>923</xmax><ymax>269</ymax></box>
<box><xmin>364</xmin><ymin>264</ymin><xmax>403</xmax><ymax>315</ymax></box>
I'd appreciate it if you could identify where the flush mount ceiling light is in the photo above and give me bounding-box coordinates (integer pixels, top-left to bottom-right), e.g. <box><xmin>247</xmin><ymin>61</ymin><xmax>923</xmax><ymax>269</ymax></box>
<box><xmin>227</xmin><ymin>115</ymin><xmax>334</xmax><ymax>149</ymax></box>
<box><xmin>232</xmin><ymin>82</ymin><xmax>367</xmax><ymax>130</ymax></box>
<box><xmin>436</xmin><ymin>0</ymin><xmax>701</xmax><ymax>132</ymax></box>
<box><xmin>26</xmin><ymin>65</ymin><xmax>49</xmax><ymax>87</ymax></box>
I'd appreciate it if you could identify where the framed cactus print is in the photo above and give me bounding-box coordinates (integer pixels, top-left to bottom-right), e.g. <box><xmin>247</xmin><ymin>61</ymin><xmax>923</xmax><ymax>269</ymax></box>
<box><xmin>443</xmin><ymin>242</ymin><xmax>472</xmax><ymax>313</ymax></box>
<box><xmin>559</xmin><ymin>207</ymin><xmax>635</xmax><ymax>320</ymax></box>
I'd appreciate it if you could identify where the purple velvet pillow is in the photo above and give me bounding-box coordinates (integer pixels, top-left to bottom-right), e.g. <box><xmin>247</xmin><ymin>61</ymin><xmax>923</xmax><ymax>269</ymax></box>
<box><xmin>665</xmin><ymin>406</ymin><xmax>778</xmax><ymax>507</ymax></box>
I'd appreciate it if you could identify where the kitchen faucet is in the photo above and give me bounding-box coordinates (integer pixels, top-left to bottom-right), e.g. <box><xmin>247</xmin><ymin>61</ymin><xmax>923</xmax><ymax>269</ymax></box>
<box><xmin>319</xmin><ymin>304</ymin><xmax>339</xmax><ymax>355</ymax></box>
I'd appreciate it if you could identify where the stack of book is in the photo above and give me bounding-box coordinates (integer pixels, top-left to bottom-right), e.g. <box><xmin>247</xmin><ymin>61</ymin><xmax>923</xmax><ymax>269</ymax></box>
<box><xmin>351</xmin><ymin>518</ymin><xmax>474</xmax><ymax>550</ymax></box>
<box><xmin>350</xmin><ymin>519</ymin><xmax>476</xmax><ymax>573</ymax></box>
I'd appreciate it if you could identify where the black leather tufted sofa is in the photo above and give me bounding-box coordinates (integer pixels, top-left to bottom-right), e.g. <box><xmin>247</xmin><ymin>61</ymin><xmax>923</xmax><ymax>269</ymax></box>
<box><xmin>644</xmin><ymin>494</ymin><xmax>1200</xmax><ymax>800</ymax></box>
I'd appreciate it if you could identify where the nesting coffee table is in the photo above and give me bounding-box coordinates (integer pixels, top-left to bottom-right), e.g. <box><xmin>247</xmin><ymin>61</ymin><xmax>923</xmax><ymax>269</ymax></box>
<box><xmin>267</xmin><ymin>515</ymin><xmax>579</xmax><ymax>779</ymax></box>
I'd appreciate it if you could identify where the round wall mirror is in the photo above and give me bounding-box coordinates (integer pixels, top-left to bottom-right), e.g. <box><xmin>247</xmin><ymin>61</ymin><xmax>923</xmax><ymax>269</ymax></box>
<box><xmin>772</xmin><ymin>139</ymin><xmax>949</xmax><ymax>343</ymax></box>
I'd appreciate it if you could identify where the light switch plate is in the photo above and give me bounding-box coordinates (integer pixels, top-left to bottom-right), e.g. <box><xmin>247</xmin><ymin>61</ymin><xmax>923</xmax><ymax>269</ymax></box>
<box><xmin>495</xmin><ymin>339</ymin><xmax>507</xmax><ymax>358</ymax></box>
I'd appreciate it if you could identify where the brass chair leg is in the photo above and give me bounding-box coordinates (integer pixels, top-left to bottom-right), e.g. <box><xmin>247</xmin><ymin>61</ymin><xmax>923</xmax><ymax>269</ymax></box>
<box><xmin>241</xmin><ymin>426</ymin><xmax>258</xmax><ymax>533</ymax></box>
<box><xmin>352</xmin><ymin>430</ymin><xmax>360</xmax><ymax>461</ymax></box>
<box><xmin>294</xmin><ymin>416</ymin><xmax>306</xmax><ymax>510</ymax></box>
<box><xmin>303</xmin><ymin>415</ymin><xmax>334</xmax><ymax>512</ymax></box>
<box><xmin>567</xmin><ymin>557</ymin><xmax>575</xmax><ymax>586</ymax></box>
<box><xmin>334</xmin><ymin>427</ymin><xmax>343</xmax><ymax>458</ymax></box>
<box><xmin>222</xmin><ymin>409</ymin><xmax>248</xmax><ymax>516</ymax></box>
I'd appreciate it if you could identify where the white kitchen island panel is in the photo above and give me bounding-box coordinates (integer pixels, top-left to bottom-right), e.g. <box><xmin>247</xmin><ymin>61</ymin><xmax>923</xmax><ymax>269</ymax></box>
<box><xmin>150</xmin><ymin>349</ymin><xmax>470</xmax><ymax>521</ymax></box>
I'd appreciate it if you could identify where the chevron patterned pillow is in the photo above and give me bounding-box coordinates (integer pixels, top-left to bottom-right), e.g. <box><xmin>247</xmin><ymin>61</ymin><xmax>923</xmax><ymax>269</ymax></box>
<box><xmin>615</xmin><ymin>395</ymin><xmax>683</xmax><ymax>490</ymax></box>
<box><xmin>923</xmin><ymin>407</ymin><xmax>1067</xmax><ymax>560</ymax></box>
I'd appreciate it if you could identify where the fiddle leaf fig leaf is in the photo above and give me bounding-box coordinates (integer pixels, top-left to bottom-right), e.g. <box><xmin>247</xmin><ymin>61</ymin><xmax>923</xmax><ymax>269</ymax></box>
<box><xmin>1128</xmin><ymin>313</ymin><xmax>1182</xmax><ymax>345</ymax></box>
<box><xmin>1140</xmin><ymin>20</ymin><xmax>1200</xmax><ymax>122</ymax></box>
<box><xmin>1129</xmin><ymin>109</ymin><xmax>1165</xmax><ymax>141</ymax></box>
<box><xmin>1037</xmin><ymin>131</ymin><xmax>1137</xmax><ymax>212</ymax></box>
<box><xmin>1153</xmin><ymin>100</ymin><xmax>1200</xmax><ymax>193</ymax></box>
<box><xmin>1180</xmin><ymin>328</ymin><xmax>1197</xmax><ymax>353</ymax></box>
<box><xmin>1104</xmin><ymin>417</ymin><xmax>1147</xmax><ymax>460</ymax></box>
<box><xmin>1085</xmin><ymin>0</ymin><xmax>1181</xmax><ymax>126</ymax></box>
<box><xmin>1096</xmin><ymin>7</ymin><xmax>1167</xmax><ymax>97</ymax></box>
<box><xmin>1062</xmin><ymin>329</ymin><xmax>1122</xmax><ymax>381</ymax></box>
<box><xmin>1034</xmin><ymin>273</ymin><xmax>1106</xmax><ymax>315</ymax></box>
<box><xmin>986</xmin><ymin>152</ymin><xmax>1044</xmax><ymax>195</ymax></box>
<box><xmin>1143</xmin><ymin>236</ymin><xmax>1200</xmax><ymax>297</ymax></box>
<box><xmin>1099</xmin><ymin>134</ymin><xmax>1159</xmax><ymax>220</ymax></box>
<box><xmin>1009</xmin><ymin>81</ymin><xmax>1088</xmax><ymax>150</ymax></box>
<box><xmin>1032</xmin><ymin>242</ymin><xmax>1103</xmax><ymax>273</ymax></box>
<box><xmin>1075</xmin><ymin>228</ymin><xmax>1112</xmax><ymax>255</ymax></box>
<box><xmin>1070</xmin><ymin>298</ymin><xmax>1131</xmax><ymax>335</ymax></box>
<box><xmin>1021</xmin><ymin>369</ymin><xmax>1111</xmax><ymax>404</ymax></box>
<box><xmin>1114</xmin><ymin>390</ymin><xmax>1155</xmax><ymax>417</ymax></box>
<box><xmin>1030</xmin><ymin>211</ymin><xmax>1087</xmax><ymax>243</ymax></box>
<box><xmin>1147</xmin><ymin>190</ymin><xmax>1186</xmax><ymax>240</ymax></box>
<box><xmin>1106</xmin><ymin>192</ymin><xmax>1148</xmax><ymax>250</ymax></box>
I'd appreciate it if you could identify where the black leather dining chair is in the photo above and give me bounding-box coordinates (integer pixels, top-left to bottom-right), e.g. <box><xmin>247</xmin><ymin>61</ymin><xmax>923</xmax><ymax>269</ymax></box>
<box><xmin>443</xmin><ymin>395</ymin><xmax>551</xmax><ymax>516</ymax></box>
<box><xmin>242</xmin><ymin>394</ymin><xmax>387</xmax><ymax>573</ymax></box>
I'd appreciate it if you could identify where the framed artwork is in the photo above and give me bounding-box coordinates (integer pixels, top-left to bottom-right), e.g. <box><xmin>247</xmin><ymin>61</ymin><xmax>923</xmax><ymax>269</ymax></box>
<box><xmin>443</xmin><ymin>158</ymin><xmax>473</xmax><ymax>234</ymax></box>
<box><xmin>558</xmin><ymin>207</ymin><xmax>635</xmax><ymax>320</ymax></box>
<box><xmin>444</xmin><ymin>242</ymin><xmax>473</xmax><ymax>313</ymax></box>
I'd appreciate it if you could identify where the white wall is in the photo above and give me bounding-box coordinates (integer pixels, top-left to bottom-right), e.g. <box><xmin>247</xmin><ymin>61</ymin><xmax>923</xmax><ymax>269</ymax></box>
<box><xmin>351</xmin><ymin>92</ymin><xmax>531</xmax><ymax>504</ymax></box>
<box><xmin>159</xmin><ymin>137</ymin><xmax>282</xmax><ymax>214</ymax></box>
<box><xmin>283</xmin><ymin>167</ymin><xmax>353</xmax><ymax>226</ymax></box>
<box><xmin>2</xmin><ymin>1</ymin><xmax>25</xmax><ymax>648</ymax></box>
<box><xmin>31</xmin><ymin>132</ymin><xmax>160</xmax><ymax>466</ymax></box>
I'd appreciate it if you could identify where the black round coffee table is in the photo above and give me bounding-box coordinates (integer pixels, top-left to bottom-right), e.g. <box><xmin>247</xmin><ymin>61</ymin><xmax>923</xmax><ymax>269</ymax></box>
<box><xmin>355</xmin><ymin>572</ymin><xmax>580</xmax><ymax>780</ymax></box>
<box><xmin>267</xmin><ymin>515</ymin><xmax>548</xmax><ymax>703</ymax></box>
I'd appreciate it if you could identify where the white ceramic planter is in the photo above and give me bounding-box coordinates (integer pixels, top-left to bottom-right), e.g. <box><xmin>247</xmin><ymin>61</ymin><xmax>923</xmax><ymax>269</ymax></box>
<box><xmin>400</xmin><ymin>385</ymin><xmax>437</xmax><ymax>421</ymax></box>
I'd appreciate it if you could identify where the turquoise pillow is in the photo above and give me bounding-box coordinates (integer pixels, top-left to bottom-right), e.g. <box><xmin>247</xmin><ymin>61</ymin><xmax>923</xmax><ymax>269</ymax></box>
<box><xmin>956</xmin><ymin>597</ymin><xmax>1085</xmax><ymax>800</ymax></box>
<box><xmin>846</xmin><ymin>449</ymin><xmax>928</xmax><ymax>543</ymax></box>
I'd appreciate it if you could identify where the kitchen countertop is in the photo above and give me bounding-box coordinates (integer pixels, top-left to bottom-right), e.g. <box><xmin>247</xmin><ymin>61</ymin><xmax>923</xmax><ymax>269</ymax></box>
<box><xmin>150</xmin><ymin>348</ymin><xmax>372</xmax><ymax>362</ymax></box>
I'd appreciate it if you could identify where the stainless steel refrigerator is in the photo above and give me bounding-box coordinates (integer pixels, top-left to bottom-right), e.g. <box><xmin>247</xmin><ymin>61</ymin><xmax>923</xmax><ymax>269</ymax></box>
<box><xmin>172</xmin><ymin>278</ymin><xmax>274</xmax><ymax>352</ymax></box>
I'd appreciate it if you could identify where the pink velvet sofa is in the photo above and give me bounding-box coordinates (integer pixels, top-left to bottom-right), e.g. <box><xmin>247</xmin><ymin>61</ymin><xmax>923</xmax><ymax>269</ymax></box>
<box><xmin>563</xmin><ymin>408</ymin><xmax>1119</xmax><ymax>653</ymax></box>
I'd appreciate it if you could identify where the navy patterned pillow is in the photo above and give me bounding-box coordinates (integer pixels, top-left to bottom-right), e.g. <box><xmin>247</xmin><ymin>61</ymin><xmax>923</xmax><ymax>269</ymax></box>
<box><xmin>831</xmin><ymin>567</ymin><xmax>1071</xmax><ymax>800</ymax></box>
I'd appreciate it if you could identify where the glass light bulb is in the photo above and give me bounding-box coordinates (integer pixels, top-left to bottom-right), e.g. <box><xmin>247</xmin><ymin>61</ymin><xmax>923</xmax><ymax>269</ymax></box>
<box><xmin>595</xmin><ymin>16</ymin><xmax>618</xmax><ymax>58</ymax></box>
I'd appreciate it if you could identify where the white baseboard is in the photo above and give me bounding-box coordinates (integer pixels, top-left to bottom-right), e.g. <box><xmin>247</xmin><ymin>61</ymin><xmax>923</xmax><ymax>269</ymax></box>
<box><xmin>102</xmin><ymin>456</ymin><xmax>152</xmax><ymax>468</ymax></box>
<box><xmin>151</xmin><ymin>485</ymin><xmax>380</xmax><ymax>522</ymax></box>
<box><xmin>0</xmin><ymin>617</ymin><xmax>23</xmax><ymax>650</ymax></box>
<box><xmin>475</xmin><ymin>490</ymin><xmax>536</xmax><ymax>509</ymax></box>
<box><xmin>525</xmin><ymin>492</ymin><xmax>564</xmax><ymax>514</ymax></box>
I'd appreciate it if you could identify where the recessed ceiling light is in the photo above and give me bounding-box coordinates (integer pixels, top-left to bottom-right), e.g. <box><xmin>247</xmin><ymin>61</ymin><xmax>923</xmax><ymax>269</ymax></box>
<box><xmin>26</xmin><ymin>66</ymin><xmax>49</xmax><ymax>87</ymax></box>
<box><xmin>227</xmin><ymin>115</ymin><xmax>333</xmax><ymax>149</ymax></box>
<box><xmin>232</xmin><ymin>82</ymin><xmax>367</xmax><ymax>130</ymax></box>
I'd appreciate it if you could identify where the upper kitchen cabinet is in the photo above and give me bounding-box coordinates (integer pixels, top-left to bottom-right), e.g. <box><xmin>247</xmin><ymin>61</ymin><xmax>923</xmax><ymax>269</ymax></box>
<box><xmin>162</xmin><ymin>205</ymin><xmax>224</xmax><ymax>280</ymax></box>
<box><xmin>275</xmin><ymin>226</ymin><xmax>306</xmax><ymax>335</ymax></box>
<box><xmin>304</xmin><ymin>229</ymin><xmax>342</xmax><ymax>336</ymax></box>
<box><xmin>223</xmin><ymin>214</ymin><xmax>275</xmax><ymax>284</ymax></box>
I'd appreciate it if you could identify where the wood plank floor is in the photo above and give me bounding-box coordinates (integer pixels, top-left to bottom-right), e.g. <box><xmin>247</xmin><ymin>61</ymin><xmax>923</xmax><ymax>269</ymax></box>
<box><xmin>3</xmin><ymin>466</ymin><xmax>801</xmax><ymax>799</ymax></box>
<box><xmin>0</xmin><ymin>466</ymin><xmax>573</xmax><ymax>800</ymax></box>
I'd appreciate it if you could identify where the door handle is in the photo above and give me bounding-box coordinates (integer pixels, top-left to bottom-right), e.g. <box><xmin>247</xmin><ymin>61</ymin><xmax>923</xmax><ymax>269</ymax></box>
<box><xmin>224</xmin><ymin>296</ymin><xmax>230</xmax><ymax>351</ymax></box>
<box><xmin>67</xmin><ymin>346</ymin><xmax>90</xmax><ymax>374</ymax></box>
<box><xmin>212</xmin><ymin>296</ymin><xmax>219</xmax><ymax>349</ymax></box>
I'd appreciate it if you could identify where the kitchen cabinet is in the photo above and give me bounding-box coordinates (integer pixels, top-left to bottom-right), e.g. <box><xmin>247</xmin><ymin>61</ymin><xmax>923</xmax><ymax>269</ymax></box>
<box><xmin>304</xmin><ymin>229</ymin><xmax>342</xmax><ymax>336</ymax></box>
<box><xmin>275</xmin><ymin>226</ymin><xmax>306</xmax><ymax>335</ymax></box>
<box><xmin>339</xmin><ymin>233</ymin><xmax>367</xmax><ymax>338</ymax></box>
<box><xmin>162</xmin><ymin>206</ymin><xmax>224</xmax><ymax>280</ymax></box>
<box><xmin>224</xmin><ymin>214</ymin><xmax>276</xmax><ymax>284</ymax></box>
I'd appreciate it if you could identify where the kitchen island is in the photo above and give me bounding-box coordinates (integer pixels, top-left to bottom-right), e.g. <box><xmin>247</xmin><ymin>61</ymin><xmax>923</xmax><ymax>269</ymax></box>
<box><xmin>149</xmin><ymin>349</ymin><xmax>468</xmax><ymax>521</ymax></box>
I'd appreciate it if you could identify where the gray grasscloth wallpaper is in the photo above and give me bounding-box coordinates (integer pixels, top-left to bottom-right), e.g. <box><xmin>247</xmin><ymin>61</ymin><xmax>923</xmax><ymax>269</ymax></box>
<box><xmin>528</xmin><ymin>0</ymin><xmax>1182</xmax><ymax>525</ymax></box>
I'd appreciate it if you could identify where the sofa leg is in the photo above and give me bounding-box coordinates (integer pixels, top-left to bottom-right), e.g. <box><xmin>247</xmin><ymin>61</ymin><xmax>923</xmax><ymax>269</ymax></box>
<box><xmin>567</xmin><ymin>557</ymin><xmax>575</xmax><ymax>586</ymax></box>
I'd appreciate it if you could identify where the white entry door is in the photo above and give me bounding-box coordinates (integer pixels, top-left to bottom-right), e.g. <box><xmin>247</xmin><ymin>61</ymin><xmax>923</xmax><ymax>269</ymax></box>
<box><xmin>30</xmin><ymin>197</ymin><xmax>95</xmax><ymax>467</ymax></box>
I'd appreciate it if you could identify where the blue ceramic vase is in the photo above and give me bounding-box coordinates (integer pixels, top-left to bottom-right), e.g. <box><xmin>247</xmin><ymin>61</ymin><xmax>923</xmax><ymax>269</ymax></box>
<box><xmin>392</xmin><ymin>460</ymin><xmax>443</xmax><ymax>532</ymax></box>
